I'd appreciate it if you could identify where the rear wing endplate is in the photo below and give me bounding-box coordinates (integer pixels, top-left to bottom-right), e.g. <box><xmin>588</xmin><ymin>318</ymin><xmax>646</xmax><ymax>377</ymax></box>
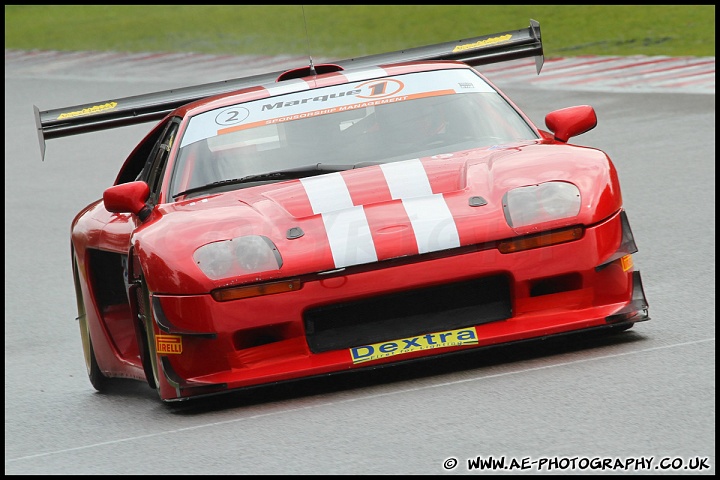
<box><xmin>34</xmin><ymin>19</ymin><xmax>542</xmax><ymax>160</ymax></box>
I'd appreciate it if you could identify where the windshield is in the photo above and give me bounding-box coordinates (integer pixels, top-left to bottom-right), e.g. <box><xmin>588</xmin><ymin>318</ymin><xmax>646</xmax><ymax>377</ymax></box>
<box><xmin>169</xmin><ymin>68</ymin><xmax>538</xmax><ymax>199</ymax></box>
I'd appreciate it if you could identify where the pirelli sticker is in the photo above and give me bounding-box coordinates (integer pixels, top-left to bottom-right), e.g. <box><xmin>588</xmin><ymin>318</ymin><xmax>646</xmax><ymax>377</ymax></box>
<box><xmin>156</xmin><ymin>335</ymin><xmax>182</xmax><ymax>355</ymax></box>
<box><xmin>350</xmin><ymin>327</ymin><xmax>478</xmax><ymax>364</ymax></box>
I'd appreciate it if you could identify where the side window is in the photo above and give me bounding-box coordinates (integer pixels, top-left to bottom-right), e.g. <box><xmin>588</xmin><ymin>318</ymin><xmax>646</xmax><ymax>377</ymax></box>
<box><xmin>145</xmin><ymin>122</ymin><xmax>179</xmax><ymax>202</ymax></box>
<box><xmin>115</xmin><ymin>122</ymin><xmax>167</xmax><ymax>185</ymax></box>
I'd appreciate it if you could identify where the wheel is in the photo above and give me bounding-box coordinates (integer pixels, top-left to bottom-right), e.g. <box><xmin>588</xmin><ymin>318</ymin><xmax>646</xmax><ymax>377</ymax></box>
<box><xmin>137</xmin><ymin>274</ymin><xmax>161</xmax><ymax>392</ymax></box>
<box><xmin>85</xmin><ymin>333</ymin><xmax>109</xmax><ymax>391</ymax></box>
<box><xmin>73</xmin><ymin>254</ymin><xmax>109</xmax><ymax>391</ymax></box>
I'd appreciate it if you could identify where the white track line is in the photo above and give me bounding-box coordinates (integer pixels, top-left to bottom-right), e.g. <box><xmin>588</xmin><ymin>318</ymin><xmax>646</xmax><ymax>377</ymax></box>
<box><xmin>5</xmin><ymin>336</ymin><xmax>715</xmax><ymax>464</ymax></box>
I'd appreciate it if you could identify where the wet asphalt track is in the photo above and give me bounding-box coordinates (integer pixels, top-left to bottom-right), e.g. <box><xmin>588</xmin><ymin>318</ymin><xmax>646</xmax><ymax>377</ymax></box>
<box><xmin>4</xmin><ymin>50</ymin><xmax>715</xmax><ymax>474</ymax></box>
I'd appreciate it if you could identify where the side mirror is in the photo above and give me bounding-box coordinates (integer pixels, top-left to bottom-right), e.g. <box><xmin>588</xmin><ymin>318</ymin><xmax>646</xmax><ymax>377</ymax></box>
<box><xmin>544</xmin><ymin>105</ymin><xmax>597</xmax><ymax>143</ymax></box>
<box><xmin>103</xmin><ymin>181</ymin><xmax>152</xmax><ymax>221</ymax></box>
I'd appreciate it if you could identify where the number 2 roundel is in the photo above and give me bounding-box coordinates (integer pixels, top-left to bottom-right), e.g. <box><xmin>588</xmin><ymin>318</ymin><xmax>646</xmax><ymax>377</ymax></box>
<box><xmin>355</xmin><ymin>79</ymin><xmax>405</xmax><ymax>99</ymax></box>
<box><xmin>215</xmin><ymin>106</ymin><xmax>251</xmax><ymax>126</ymax></box>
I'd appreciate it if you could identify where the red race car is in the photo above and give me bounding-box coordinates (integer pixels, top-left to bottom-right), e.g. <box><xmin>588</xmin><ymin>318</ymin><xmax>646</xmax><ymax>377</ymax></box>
<box><xmin>35</xmin><ymin>20</ymin><xmax>649</xmax><ymax>402</ymax></box>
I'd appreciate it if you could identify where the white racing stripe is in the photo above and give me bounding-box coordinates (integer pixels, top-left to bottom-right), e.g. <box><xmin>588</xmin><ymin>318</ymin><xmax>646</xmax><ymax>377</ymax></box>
<box><xmin>301</xmin><ymin>160</ymin><xmax>460</xmax><ymax>267</ymax></box>
<box><xmin>301</xmin><ymin>173</ymin><xmax>377</xmax><ymax>267</ymax></box>
<box><xmin>343</xmin><ymin>67</ymin><xmax>387</xmax><ymax>82</ymax></box>
<box><xmin>264</xmin><ymin>79</ymin><xmax>310</xmax><ymax>96</ymax></box>
<box><xmin>381</xmin><ymin>159</ymin><xmax>432</xmax><ymax>198</ymax></box>
<box><xmin>382</xmin><ymin>159</ymin><xmax>460</xmax><ymax>254</ymax></box>
<box><xmin>322</xmin><ymin>207</ymin><xmax>378</xmax><ymax>268</ymax></box>
<box><xmin>403</xmin><ymin>194</ymin><xmax>460</xmax><ymax>253</ymax></box>
<box><xmin>301</xmin><ymin>172</ymin><xmax>354</xmax><ymax>213</ymax></box>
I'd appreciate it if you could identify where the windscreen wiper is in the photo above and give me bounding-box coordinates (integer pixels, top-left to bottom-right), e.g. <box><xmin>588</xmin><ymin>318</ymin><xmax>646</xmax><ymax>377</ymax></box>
<box><xmin>172</xmin><ymin>162</ymin><xmax>380</xmax><ymax>199</ymax></box>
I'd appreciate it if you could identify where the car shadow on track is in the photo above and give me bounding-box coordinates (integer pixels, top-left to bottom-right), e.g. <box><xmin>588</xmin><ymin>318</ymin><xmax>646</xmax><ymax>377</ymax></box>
<box><xmin>89</xmin><ymin>379</ymin><xmax>158</xmax><ymax>400</ymax></box>
<box><xmin>164</xmin><ymin>327</ymin><xmax>647</xmax><ymax>415</ymax></box>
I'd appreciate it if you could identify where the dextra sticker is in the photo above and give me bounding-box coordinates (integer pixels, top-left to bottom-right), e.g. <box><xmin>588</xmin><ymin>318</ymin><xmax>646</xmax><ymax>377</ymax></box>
<box><xmin>156</xmin><ymin>335</ymin><xmax>182</xmax><ymax>354</ymax></box>
<box><xmin>350</xmin><ymin>327</ymin><xmax>478</xmax><ymax>364</ymax></box>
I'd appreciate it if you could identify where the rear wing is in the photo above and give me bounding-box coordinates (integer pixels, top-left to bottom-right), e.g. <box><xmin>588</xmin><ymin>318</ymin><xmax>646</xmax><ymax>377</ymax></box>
<box><xmin>34</xmin><ymin>19</ymin><xmax>542</xmax><ymax>160</ymax></box>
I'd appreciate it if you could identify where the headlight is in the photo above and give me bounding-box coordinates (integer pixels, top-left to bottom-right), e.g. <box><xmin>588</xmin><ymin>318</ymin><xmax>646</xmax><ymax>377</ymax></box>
<box><xmin>193</xmin><ymin>235</ymin><xmax>282</xmax><ymax>280</ymax></box>
<box><xmin>503</xmin><ymin>181</ymin><xmax>581</xmax><ymax>229</ymax></box>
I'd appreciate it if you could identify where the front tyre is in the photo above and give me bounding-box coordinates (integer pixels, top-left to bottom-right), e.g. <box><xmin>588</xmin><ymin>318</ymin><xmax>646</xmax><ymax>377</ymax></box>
<box><xmin>137</xmin><ymin>274</ymin><xmax>161</xmax><ymax>393</ymax></box>
<box><xmin>73</xmin><ymin>253</ymin><xmax>109</xmax><ymax>391</ymax></box>
<box><xmin>85</xmin><ymin>333</ymin><xmax>109</xmax><ymax>391</ymax></box>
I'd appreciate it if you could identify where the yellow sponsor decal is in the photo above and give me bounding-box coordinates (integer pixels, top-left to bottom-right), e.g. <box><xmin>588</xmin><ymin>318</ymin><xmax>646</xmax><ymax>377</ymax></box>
<box><xmin>350</xmin><ymin>327</ymin><xmax>478</xmax><ymax>364</ymax></box>
<box><xmin>156</xmin><ymin>334</ymin><xmax>182</xmax><ymax>355</ymax></box>
<box><xmin>620</xmin><ymin>254</ymin><xmax>634</xmax><ymax>272</ymax></box>
<box><xmin>57</xmin><ymin>101</ymin><xmax>118</xmax><ymax>120</ymax></box>
<box><xmin>452</xmin><ymin>34</ymin><xmax>512</xmax><ymax>53</ymax></box>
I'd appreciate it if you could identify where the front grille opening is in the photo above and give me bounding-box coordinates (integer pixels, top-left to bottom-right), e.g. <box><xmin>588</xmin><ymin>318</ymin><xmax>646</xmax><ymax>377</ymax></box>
<box><xmin>304</xmin><ymin>275</ymin><xmax>511</xmax><ymax>353</ymax></box>
<box><xmin>529</xmin><ymin>273</ymin><xmax>582</xmax><ymax>297</ymax></box>
<box><xmin>233</xmin><ymin>322</ymin><xmax>295</xmax><ymax>350</ymax></box>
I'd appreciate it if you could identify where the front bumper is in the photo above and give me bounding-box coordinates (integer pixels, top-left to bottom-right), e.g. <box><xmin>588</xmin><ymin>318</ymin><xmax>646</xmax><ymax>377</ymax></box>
<box><xmin>150</xmin><ymin>209</ymin><xmax>649</xmax><ymax>401</ymax></box>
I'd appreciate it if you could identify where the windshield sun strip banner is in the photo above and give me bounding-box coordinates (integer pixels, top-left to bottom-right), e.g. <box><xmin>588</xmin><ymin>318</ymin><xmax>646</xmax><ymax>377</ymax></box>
<box><xmin>214</xmin><ymin>89</ymin><xmax>455</xmax><ymax>138</ymax></box>
<box><xmin>180</xmin><ymin>69</ymin><xmax>494</xmax><ymax>147</ymax></box>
